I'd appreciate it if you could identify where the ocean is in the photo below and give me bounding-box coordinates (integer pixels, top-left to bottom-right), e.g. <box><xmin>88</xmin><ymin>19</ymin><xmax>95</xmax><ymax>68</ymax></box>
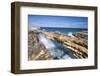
<box><xmin>41</xmin><ymin>27</ymin><xmax>87</xmax><ymax>36</ymax></box>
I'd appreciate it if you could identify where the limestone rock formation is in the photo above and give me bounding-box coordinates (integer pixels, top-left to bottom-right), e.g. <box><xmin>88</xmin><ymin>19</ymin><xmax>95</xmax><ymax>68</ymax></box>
<box><xmin>72</xmin><ymin>31</ymin><xmax>88</xmax><ymax>40</ymax></box>
<box><xmin>28</xmin><ymin>31</ymin><xmax>53</xmax><ymax>60</ymax></box>
<box><xmin>43</xmin><ymin>31</ymin><xmax>88</xmax><ymax>59</ymax></box>
<box><xmin>28</xmin><ymin>28</ymin><xmax>88</xmax><ymax>60</ymax></box>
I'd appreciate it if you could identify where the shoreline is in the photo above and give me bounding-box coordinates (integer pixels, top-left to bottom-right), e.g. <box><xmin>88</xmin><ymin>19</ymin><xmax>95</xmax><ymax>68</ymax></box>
<box><xmin>28</xmin><ymin>29</ymin><xmax>88</xmax><ymax>60</ymax></box>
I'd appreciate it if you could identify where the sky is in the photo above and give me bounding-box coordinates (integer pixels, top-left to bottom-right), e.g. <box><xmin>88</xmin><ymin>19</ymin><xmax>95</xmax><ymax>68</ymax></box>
<box><xmin>28</xmin><ymin>15</ymin><xmax>88</xmax><ymax>29</ymax></box>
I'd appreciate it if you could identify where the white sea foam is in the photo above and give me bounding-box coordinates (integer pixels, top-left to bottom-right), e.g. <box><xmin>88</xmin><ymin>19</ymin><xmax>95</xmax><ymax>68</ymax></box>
<box><xmin>67</xmin><ymin>32</ymin><xmax>74</xmax><ymax>37</ymax></box>
<box><xmin>28</xmin><ymin>26</ymin><xmax>40</xmax><ymax>31</ymax></box>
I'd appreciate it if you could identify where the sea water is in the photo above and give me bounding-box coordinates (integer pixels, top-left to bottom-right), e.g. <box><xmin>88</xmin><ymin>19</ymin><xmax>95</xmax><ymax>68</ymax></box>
<box><xmin>41</xmin><ymin>27</ymin><xmax>87</xmax><ymax>36</ymax></box>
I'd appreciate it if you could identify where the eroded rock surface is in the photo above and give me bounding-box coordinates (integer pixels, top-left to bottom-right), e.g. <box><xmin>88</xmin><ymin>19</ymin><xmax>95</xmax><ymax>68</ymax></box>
<box><xmin>28</xmin><ymin>31</ymin><xmax>52</xmax><ymax>60</ymax></box>
<box><xmin>28</xmin><ymin>29</ymin><xmax>88</xmax><ymax>60</ymax></box>
<box><xmin>43</xmin><ymin>31</ymin><xmax>88</xmax><ymax>59</ymax></box>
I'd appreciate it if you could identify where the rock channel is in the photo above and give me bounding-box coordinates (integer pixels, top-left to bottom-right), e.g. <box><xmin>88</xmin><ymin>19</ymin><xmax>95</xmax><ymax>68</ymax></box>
<box><xmin>28</xmin><ymin>29</ymin><xmax>88</xmax><ymax>60</ymax></box>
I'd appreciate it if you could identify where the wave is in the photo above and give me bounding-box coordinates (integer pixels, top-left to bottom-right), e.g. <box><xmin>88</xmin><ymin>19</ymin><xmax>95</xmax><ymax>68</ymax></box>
<box><xmin>67</xmin><ymin>32</ymin><xmax>73</xmax><ymax>37</ymax></box>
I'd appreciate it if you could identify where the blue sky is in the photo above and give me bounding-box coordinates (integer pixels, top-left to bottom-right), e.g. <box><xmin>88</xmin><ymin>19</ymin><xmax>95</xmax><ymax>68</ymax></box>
<box><xmin>28</xmin><ymin>15</ymin><xmax>88</xmax><ymax>28</ymax></box>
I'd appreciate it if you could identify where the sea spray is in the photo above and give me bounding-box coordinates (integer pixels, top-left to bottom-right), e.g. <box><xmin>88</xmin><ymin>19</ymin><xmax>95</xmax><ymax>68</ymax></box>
<box><xmin>67</xmin><ymin>32</ymin><xmax>74</xmax><ymax>37</ymax></box>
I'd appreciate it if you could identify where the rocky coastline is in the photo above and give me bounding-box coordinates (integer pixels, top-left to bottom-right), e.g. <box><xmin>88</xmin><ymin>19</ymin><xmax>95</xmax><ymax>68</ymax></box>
<box><xmin>28</xmin><ymin>30</ymin><xmax>53</xmax><ymax>60</ymax></box>
<box><xmin>28</xmin><ymin>29</ymin><xmax>88</xmax><ymax>60</ymax></box>
<box><xmin>43</xmin><ymin>31</ymin><xmax>88</xmax><ymax>58</ymax></box>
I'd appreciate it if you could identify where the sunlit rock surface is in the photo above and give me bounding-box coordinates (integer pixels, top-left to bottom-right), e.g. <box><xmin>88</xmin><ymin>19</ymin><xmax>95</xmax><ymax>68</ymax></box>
<box><xmin>43</xmin><ymin>31</ymin><xmax>88</xmax><ymax>59</ymax></box>
<box><xmin>28</xmin><ymin>29</ymin><xmax>88</xmax><ymax>60</ymax></box>
<box><xmin>28</xmin><ymin>31</ymin><xmax>53</xmax><ymax>60</ymax></box>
